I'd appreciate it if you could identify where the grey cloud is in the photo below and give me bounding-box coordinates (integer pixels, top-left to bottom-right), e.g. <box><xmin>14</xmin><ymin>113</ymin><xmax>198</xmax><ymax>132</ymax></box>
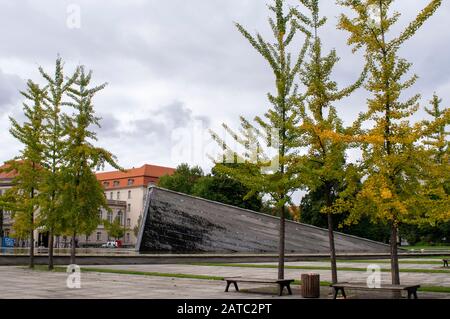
<box><xmin>0</xmin><ymin>0</ymin><xmax>449</xmax><ymax>170</ymax></box>
<box><xmin>96</xmin><ymin>112</ymin><xmax>121</xmax><ymax>138</ymax></box>
<box><xmin>0</xmin><ymin>69</ymin><xmax>23</xmax><ymax>115</ymax></box>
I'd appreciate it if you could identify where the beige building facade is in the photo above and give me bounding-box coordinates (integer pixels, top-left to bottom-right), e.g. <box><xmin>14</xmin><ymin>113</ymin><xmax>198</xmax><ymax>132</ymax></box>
<box><xmin>0</xmin><ymin>163</ymin><xmax>175</xmax><ymax>248</ymax></box>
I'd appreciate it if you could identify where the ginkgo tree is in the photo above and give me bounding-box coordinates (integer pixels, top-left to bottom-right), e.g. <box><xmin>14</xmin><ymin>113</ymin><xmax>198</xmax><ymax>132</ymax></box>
<box><xmin>61</xmin><ymin>66</ymin><xmax>121</xmax><ymax>265</ymax></box>
<box><xmin>0</xmin><ymin>80</ymin><xmax>47</xmax><ymax>268</ymax></box>
<box><xmin>211</xmin><ymin>0</ymin><xmax>309</xmax><ymax>280</ymax></box>
<box><xmin>337</xmin><ymin>0</ymin><xmax>447</xmax><ymax>285</ymax></box>
<box><xmin>38</xmin><ymin>57</ymin><xmax>79</xmax><ymax>270</ymax></box>
<box><xmin>294</xmin><ymin>0</ymin><xmax>365</xmax><ymax>284</ymax></box>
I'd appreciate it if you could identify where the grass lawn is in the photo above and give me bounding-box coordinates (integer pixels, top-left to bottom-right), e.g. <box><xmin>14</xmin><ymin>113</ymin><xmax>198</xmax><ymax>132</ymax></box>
<box><xmin>404</xmin><ymin>245</ymin><xmax>450</xmax><ymax>251</ymax></box>
<box><xmin>334</xmin><ymin>259</ymin><xmax>447</xmax><ymax>265</ymax></box>
<box><xmin>189</xmin><ymin>262</ymin><xmax>450</xmax><ymax>274</ymax></box>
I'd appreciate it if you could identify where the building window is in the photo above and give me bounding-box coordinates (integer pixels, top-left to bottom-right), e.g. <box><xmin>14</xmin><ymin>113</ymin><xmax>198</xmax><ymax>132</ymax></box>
<box><xmin>127</xmin><ymin>204</ymin><xmax>131</xmax><ymax>212</ymax></box>
<box><xmin>96</xmin><ymin>232</ymin><xmax>101</xmax><ymax>241</ymax></box>
<box><xmin>98</xmin><ymin>210</ymin><xmax>103</xmax><ymax>220</ymax></box>
<box><xmin>117</xmin><ymin>191</ymin><xmax>120</xmax><ymax>200</ymax></box>
<box><xmin>103</xmin><ymin>182</ymin><xmax>109</xmax><ymax>187</ymax></box>
<box><xmin>126</xmin><ymin>233</ymin><xmax>130</xmax><ymax>243</ymax></box>
<box><xmin>128</xmin><ymin>190</ymin><xmax>131</xmax><ymax>199</ymax></box>
<box><xmin>110</xmin><ymin>192</ymin><xmax>113</xmax><ymax>200</ymax></box>
<box><xmin>85</xmin><ymin>235</ymin><xmax>89</xmax><ymax>242</ymax></box>
<box><xmin>128</xmin><ymin>179</ymin><xmax>134</xmax><ymax>186</ymax></box>
<box><xmin>113</xmin><ymin>181</ymin><xmax>120</xmax><ymax>187</ymax></box>
<box><xmin>107</xmin><ymin>211</ymin><xmax>113</xmax><ymax>223</ymax></box>
<box><xmin>127</xmin><ymin>218</ymin><xmax>131</xmax><ymax>227</ymax></box>
<box><xmin>117</xmin><ymin>211</ymin><xmax>123</xmax><ymax>224</ymax></box>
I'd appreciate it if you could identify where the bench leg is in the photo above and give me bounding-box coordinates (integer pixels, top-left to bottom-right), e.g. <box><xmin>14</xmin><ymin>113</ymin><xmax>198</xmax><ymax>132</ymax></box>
<box><xmin>225</xmin><ymin>281</ymin><xmax>239</xmax><ymax>292</ymax></box>
<box><xmin>333</xmin><ymin>288</ymin><xmax>338</xmax><ymax>299</ymax></box>
<box><xmin>407</xmin><ymin>290</ymin><xmax>418</xmax><ymax>299</ymax></box>
<box><xmin>333</xmin><ymin>288</ymin><xmax>346</xmax><ymax>299</ymax></box>
<box><xmin>286</xmin><ymin>284</ymin><xmax>293</xmax><ymax>295</ymax></box>
<box><xmin>279</xmin><ymin>284</ymin><xmax>284</xmax><ymax>296</ymax></box>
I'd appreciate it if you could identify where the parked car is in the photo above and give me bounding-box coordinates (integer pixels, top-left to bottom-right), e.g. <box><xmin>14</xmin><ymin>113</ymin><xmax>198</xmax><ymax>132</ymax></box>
<box><xmin>101</xmin><ymin>241</ymin><xmax>118</xmax><ymax>248</ymax></box>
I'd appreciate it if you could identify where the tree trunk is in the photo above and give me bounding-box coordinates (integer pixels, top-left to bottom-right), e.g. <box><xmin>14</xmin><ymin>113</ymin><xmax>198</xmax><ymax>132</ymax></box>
<box><xmin>70</xmin><ymin>232</ymin><xmax>76</xmax><ymax>265</ymax></box>
<box><xmin>48</xmin><ymin>229</ymin><xmax>54</xmax><ymax>270</ymax></box>
<box><xmin>278</xmin><ymin>206</ymin><xmax>286</xmax><ymax>280</ymax></box>
<box><xmin>0</xmin><ymin>209</ymin><xmax>4</xmax><ymax>238</ymax></box>
<box><xmin>390</xmin><ymin>224</ymin><xmax>400</xmax><ymax>285</ymax></box>
<box><xmin>327</xmin><ymin>213</ymin><xmax>338</xmax><ymax>284</ymax></box>
<box><xmin>29</xmin><ymin>227</ymin><xmax>34</xmax><ymax>269</ymax></box>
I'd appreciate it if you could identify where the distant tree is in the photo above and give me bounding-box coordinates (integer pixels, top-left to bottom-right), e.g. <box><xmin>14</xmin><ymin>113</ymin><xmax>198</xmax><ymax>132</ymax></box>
<box><xmin>192</xmin><ymin>165</ymin><xmax>263</xmax><ymax>212</ymax></box>
<box><xmin>0</xmin><ymin>80</ymin><xmax>47</xmax><ymax>268</ymax></box>
<box><xmin>300</xmin><ymin>185</ymin><xmax>391</xmax><ymax>243</ymax></box>
<box><xmin>103</xmin><ymin>218</ymin><xmax>125</xmax><ymax>240</ymax></box>
<box><xmin>61</xmin><ymin>66</ymin><xmax>121</xmax><ymax>264</ymax></box>
<box><xmin>158</xmin><ymin>163</ymin><xmax>204</xmax><ymax>194</ymax></box>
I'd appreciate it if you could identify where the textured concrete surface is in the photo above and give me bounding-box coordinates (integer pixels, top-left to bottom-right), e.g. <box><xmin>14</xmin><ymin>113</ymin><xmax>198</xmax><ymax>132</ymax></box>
<box><xmin>137</xmin><ymin>187</ymin><xmax>390</xmax><ymax>254</ymax></box>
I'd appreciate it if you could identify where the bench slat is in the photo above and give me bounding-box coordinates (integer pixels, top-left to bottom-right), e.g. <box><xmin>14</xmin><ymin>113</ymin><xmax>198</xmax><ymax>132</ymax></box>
<box><xmin>332</xmin><ymin>283</ymin><xmax>420</xmax><ymax>291</ymax></box>
<box><xmin>224</xmin><ymin>277</ymin><xmax>294</xmax><ymax>284</ymax></box>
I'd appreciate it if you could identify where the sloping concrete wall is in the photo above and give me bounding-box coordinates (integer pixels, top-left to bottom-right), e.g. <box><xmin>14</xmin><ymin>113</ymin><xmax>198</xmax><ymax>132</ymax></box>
<box><xmin>136</xmin><ymin>187</ymin><xmax>390</xmax><ymax>254</ymax></box>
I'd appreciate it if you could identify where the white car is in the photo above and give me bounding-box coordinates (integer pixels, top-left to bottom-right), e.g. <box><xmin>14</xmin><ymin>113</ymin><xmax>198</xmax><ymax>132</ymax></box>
<box><xmin>101</xmin><ymin>241</ymin><xmax>118</xmax><ymax>248</ymax></box>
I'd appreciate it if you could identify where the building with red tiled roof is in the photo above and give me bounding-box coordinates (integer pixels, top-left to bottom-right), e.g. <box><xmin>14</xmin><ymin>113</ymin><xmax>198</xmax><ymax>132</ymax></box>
<box><xmin>0</xmin><ymin>162</ymin><xmax>176</xmax><ymax>247</ymax></box>
<box><xmin>93</xmin><ymin>164</ymin><xmax>175</xmax><ymax>246</ymax></box>
<box><xmin>96</xmin><ymin>164</ymin><xmax>175</xmax><ymax>190</ymax></box>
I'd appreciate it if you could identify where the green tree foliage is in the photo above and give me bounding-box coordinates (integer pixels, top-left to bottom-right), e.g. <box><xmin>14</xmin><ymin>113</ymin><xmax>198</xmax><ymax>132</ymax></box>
<box><xmin>337</xmin><ymin>0</ymin><xmax>447</xmax><ymax>285</ymax></box>
<box><xmin>0</xmin><ymin>80</ymin><xmax>47</xmax><ymax>268</ymax></box>
<box><xmin>61</xmin><ymin>66</ymin><xmax>121</xmax><ymax>264</ymax></box>
<box><xmin>103</xmin><ymin>218</ymin><xmax>125</xmax><ymax>240</ymax></box>
<box><xmin>294</xmin><ymin>0</ymin><xmax>365</xmax><ymax>284</ymax></box>
<box><xmin>38</xmin><ymin>57</ymin><xmax>79</xmax><ymax>269</ymax></box>
<box><xmin>300</xmin><ymin>185</ymin><xmax>391</xmax><ymax>243</ymax></box>
<box><xmin>192</xmin><ymin>165</ymin><xmax>262</xmax><ymax>212</ymax></box>
<box><xmin>158</xmin><ymin>163</ymin><xmax>204</xmax><ymax>195</ymax></box>
<box><xmin>158</xmin><ymin>164</ymin><xmax>262</xmax><ymax>211</ymax></box>
<box><xmin>211</xmin><ymin>0</ymin><xmax>310</xmax><ymax>279</ymax></box>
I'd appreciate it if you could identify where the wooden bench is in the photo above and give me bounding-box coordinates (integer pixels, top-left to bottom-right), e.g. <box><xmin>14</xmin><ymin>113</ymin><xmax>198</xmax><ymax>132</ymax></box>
<box><xmin>224</xmin><ymin>277</ymin><xmax>294</xmax><ymax>296</ymax></box>
<box><xmin>331</xmin><ymin>282</ymin><xmax>420</xmax><ymax>299</ymax></box>
<box><xmin>443</xmin><ymin>259</ymin><xmax>449</xmax><ymax>268</ymax></box>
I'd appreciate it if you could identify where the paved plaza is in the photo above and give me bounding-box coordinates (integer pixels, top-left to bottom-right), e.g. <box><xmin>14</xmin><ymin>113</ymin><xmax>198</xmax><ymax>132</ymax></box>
<box><xmin>1</xmin><ymin>259</ymin><xmax>450</xmax><ymax>299</ymax></box>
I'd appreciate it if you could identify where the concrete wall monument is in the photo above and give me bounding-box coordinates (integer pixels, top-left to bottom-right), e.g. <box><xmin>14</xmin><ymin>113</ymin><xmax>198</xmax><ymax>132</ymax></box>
<box><xmin>136</xmin><ymin>187</ymin><xmax>390</xmax><ymax>254</ymax></box>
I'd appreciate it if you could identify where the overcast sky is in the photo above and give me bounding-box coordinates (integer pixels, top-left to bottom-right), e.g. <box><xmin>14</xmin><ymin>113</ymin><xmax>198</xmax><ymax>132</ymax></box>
<box><xmin>1</xmin><ymin>0</ymin><xmax>449</xmax><ymax>182</ymax></box>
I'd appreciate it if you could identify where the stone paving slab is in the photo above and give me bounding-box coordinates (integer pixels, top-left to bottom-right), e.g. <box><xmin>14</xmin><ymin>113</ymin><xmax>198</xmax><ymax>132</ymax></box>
<box><xmin>1</xmin><ymin>265</ymin><xmax>449</xmax><ymax>299</ymax></box>
<box><xmin>0</xmin><ymin>266</ymin><xmax>301</xmax><ymax>299</ymax></box>
<box><xmin>83</xmin><ymin>262</ymin><xmax>450</xmax><ymax>287</ymax></box>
